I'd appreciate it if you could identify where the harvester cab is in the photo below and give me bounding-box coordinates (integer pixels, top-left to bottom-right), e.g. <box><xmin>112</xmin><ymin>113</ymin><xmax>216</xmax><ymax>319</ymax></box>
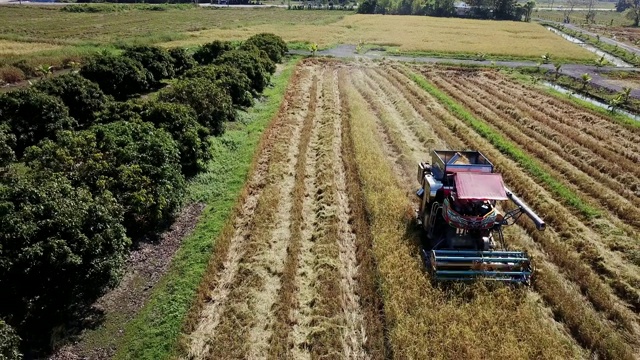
<box><xmin>415</xmin><ymin>150</ymin><xmax>545</xmax><ymax>285</ymax></box>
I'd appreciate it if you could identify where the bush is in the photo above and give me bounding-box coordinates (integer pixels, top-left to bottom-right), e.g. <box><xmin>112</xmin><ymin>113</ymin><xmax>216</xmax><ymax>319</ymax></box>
<box><xmin>0</xmin><ymin>66</ymin><xmax>25</xmax><ymax>84</ymax></box>
<box><xmin>183</xmin><ymin>65</ymin><xmax>253</xmax><ymax>107</ymax></box>
<box><xmin>0</xmin><ymin>124</ymin><xmax>16</xmax><ymax>168</ymax></box>
<box><xmin>94</xmin><ymin>100</ymin><xmax>144</xmax><ymax>124</ymax></box>
<box><xmin>9</xmin><ymin>60</ymin><xmax>37</xmax><ymax>78</ymax></box>
<box><xmin>0</xmin><ymin>88</ymin><xmax>76</xmax><ymax>158</ymax></box>
<box><xmin>25</xmin><ymin>121</ymin><xmax>185</xmax><ymax>238</ymax></box>
<box><xmin>80</xmin><ymin>54</ymin><xmax>150</xmax><ymax>100</ymax></box>
<box><xmin>123</xmin><ymin>45</ymin><xmax>175</xmax><ymax>85</ymax></box>
<box><xmin>215</xmin><ymin>49</ymin><xmax>271</xmax><ymax>94</ymax></box>
<box><xmin>0</xmin><ymin>166</ymin><xmax>129</xmax><ymax>349</ymax></box>
<box><xmin>158</xmin><ymin>78</ymin><xmax>234</xmax><ymax>136</ymax></box>
<box><xmin>241</xmin><ymin>33</ymin><xmax>288</xmax><ymax>63</ymax></box>
<box><xmin>169</xmin><ymin>47</ymin><xmax>196</xmax><ymax>76</ymax></box>
<box><xmin>0</xmin><ymin>320</ymin><xmax>21</xmax><ymax>360</ymax></box>
<box><xmin>139</xmin><ymin>101</ymin><xmax>211</xmax><ymax>176</ymax></box>
<box><xmin>193</xmin><ymin>40</ymin><xmax>233</xmax><ymax>65</ymax></box>
<box><xmin>34</xmin><ymin>73</ymin><xmax>109</xmax><ymax>126</ymax></box>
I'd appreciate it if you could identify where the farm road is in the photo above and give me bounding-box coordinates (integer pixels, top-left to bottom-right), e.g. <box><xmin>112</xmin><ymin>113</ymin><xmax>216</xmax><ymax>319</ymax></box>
<box><xmin>290</xmin><ymin>44</ymin><xmax>640</xmax><ymax>98</ymax></box>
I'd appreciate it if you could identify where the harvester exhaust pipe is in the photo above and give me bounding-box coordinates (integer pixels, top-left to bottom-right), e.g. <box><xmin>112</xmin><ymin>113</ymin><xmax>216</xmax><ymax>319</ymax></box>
<box><xmin>504</xmin><ymin>187</ymin><xmax>546</xmax><ymax>231</ymax></box>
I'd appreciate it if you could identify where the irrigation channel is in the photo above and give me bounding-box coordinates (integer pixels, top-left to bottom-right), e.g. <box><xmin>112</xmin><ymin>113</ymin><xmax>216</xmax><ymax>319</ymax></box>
<box><xmin>543</xmin><ymin>81</ymin><xmax>640</xmax><ymax>121</ymax></box>
<box><xmin>546</xmin><ymin>26</ymin><xmax>633</xmax><ymax>67</ymax></box>
<box><xmin>183</xmin><ymin>59</ymin><xmax>640</xmax><ymax>359</ymax></box>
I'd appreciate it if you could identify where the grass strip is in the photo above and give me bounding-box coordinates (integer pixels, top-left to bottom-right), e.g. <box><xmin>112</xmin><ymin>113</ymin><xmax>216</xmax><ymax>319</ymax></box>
<box><xmin>114</xmin><ymin>57</ymin><xmax>299</xmax><ymax>360</ymax></box>
<box><xmin>403</xmin><ymin>68</ymin><xmax>600</xmax><ymax>219</ymax></box>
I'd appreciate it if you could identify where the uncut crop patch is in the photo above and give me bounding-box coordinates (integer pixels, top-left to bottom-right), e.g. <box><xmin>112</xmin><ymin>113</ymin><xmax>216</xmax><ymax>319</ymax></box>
<box><xmin>182</xmin><ymin>59</ymin><xmax>640</xmax><ymax>360</ymax></box>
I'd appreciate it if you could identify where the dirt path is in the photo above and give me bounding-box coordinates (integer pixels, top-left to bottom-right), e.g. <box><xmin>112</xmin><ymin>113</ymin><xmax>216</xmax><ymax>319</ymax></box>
<box><xmin>51</xmin><ymin>203</ymin><xmax>205</xmax><ymax>360</ymax></box>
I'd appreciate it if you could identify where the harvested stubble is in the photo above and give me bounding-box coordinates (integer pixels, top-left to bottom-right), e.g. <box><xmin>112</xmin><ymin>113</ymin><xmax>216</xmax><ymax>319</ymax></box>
<box><xmin>423</xmin><ymin>70</ymin><xmax>640</xmax><ymax>309</ymax></box>
<box><xmin>340</xmin><ymin>63</ymin><xmax>581</xmax><ymax>359</ymax></box>
<box><xmin>384</xmin><ymin>64</ymin><xmax>635</xmax><ymax>359</ymax></box>
<box><xmin>184</xmin><ymin>64</ymin><xmax>314</xmax><ymax>359</ymax></box>
<box><xmin>184</xmin><ymin>59</ymin><xmax>384</xmax><ymax>360</ymax></box>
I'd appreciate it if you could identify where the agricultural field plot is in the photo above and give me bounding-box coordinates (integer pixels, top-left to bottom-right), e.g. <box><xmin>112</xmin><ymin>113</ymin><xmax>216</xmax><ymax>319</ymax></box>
<box><xmin>0</xmin><ymin>6</ymin><xmax>594</xmax><ymax>68</ymax></box>
<box><xmin>182</xmin><ymin>58</ymin><xmax>640</xmax><ymax>359</ymax></box>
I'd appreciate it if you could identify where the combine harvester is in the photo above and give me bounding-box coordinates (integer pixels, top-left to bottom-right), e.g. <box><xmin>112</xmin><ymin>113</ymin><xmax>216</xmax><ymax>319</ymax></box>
<box><xmin>416</xmin><ymin>150</ymin><xmax>545</xmax><ymax>285</ymax></box>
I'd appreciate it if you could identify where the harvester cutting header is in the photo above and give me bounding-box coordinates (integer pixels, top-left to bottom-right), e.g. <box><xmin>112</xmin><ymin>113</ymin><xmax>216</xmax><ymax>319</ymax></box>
<box><xmin>416</xmin><ymin>150</ymin><xmax>545</xmax><ymax>285</ymax></box>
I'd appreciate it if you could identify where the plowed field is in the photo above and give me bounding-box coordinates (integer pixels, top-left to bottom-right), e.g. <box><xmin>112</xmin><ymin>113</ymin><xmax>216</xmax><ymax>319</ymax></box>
<box><xmin>182</xmin><ymin>59</ymin><xmax>640</xmax><ymax>360</ymax></box>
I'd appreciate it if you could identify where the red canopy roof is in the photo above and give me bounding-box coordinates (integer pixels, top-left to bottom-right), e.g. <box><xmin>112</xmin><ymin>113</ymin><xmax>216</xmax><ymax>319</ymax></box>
<box><xmin>454</xmin><ymin>172</ymin><xmax>508</xmax><ymax>200</ymax></box>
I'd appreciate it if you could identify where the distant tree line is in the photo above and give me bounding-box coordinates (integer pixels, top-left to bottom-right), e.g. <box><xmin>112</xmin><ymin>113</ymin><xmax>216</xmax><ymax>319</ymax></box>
<box><xmin>0</xmin><ymin>33</ymin><xmax>288</xmax><ymax>359</ymax></box>
<box><xmin>357</xmin><ymin>0</ymin><xmax>536</xmax><ymax>21</ymax></box>
<box><xmin>616</xmin><ymin>0</ymin><xmax>640</xmax><ymax>26</ymax></box>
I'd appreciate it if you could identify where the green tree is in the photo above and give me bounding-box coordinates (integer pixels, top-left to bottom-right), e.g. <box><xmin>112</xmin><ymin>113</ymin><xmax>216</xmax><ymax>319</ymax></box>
<box><xmin>523</xmin><ymin>0</ymin><xmax>535</xmax><ymax>21</ymax></box>
<box><xmin>215</xmin><ymin>49</ymin><xmax>272</xmax><ymax>94</ymax></box>
<box><xmin>0</xmin><ymin>166</ymin><xmax>129</xmax><ymax>349</ymax></box>
<box><xmin>169</xmin><ymin>47</ymin><xmax>197</xmax><ymax>76</ymax></box>
<box><xmin>626</xmin><ymin>0</ymin><xmax>640</xmax><ymax>26</ymax></box>
<box><xmin>139</xmin><ymin>101</ymin><xmax>211</xmax><ymax>176</ymax></box>
<box><xmin>25</xmin><ymin>121</ymin><xmax>185</xmax><ymax>237</ymax></box>
<box><xmin>158</xmin><ymin>78</ymin><xmax>235</xmax><ymax>135</ymax></box>
<box><xmin>242</xmin><ymin>33</ymin><xmax>288</xmax><ymax>63</ymax></box>
<box><xmin>0</xmin><ymin>320</ymin><xmax>22</xmax><ymax>360</ymax></box>
<box><xmin>80</xmin><ymin>55</ymin><xmax>150</xmax><ymax>100</ymax></box>
<box><xmin>182</xmin><ymin>65</ymin><xmax>253</xmax><ymax>107</ymax></box>
<box><xmin>34</xmin><ymin>73</ymin><xmax>108</xmax><ymax>126</ymax></box>
<box><xmin>0</xmin><ymin>88</ymin><xmax>76</xmax><ymax>158</ymax></box>
<box><xmin>0</xmin><ymin>124</ymin><xmax>16</xmax><ymax>168</ymax></box>
<box><xmin>193</xmin><ymin>40</ymin><xmax>234</xmax><ymax>65</ymax></box>
<box><xmin>122</xmin><ymin>45</ymin><xmax>176</xmax><ymax>86</ymax></box>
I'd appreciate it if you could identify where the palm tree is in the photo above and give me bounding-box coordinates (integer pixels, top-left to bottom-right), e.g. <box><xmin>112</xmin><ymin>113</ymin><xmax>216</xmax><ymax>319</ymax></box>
<box><xmin>554</xmin><ymin>63</ymin><xmax>562</xmax><ymax>79</ymax></box>
<box><xmin>35</xmin><ymin>65</ymin><xmax>54</xmax><ymax>78</ymax></box>
<box><xmin>580</xmin><ymin>73</ymin><xmax>592</xmax><ymax>90</ymax></box>
<box><xmin>541</xmin><ymin>52</ymin><xmax>551</xmax><ymax>64</ymax></box>
<box><xmin>309</xmin><ymin>43</ymin><xmax>318</xmax><ymax>57</ymax></box>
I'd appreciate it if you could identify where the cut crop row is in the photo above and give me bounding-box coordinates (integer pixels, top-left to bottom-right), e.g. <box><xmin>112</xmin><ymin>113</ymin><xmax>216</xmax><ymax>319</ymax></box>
<box><xmin>424</xmin><ymin>71</ymin><xmax>640</xmax><ymax>290</ymax></box>
<box><xmin>342</xmin><ymin>63</ymin><xmax>582</xmax><ymax>359</ymax></box>
<box><xmin>377</xmin><ymin>64</ymin><xmax>635</xmax><ymax>359</ymax></box>
<box><xmin>184</xmin><ymin>65</ymin><xmax>315</xmax><ymax>359</ymax></box>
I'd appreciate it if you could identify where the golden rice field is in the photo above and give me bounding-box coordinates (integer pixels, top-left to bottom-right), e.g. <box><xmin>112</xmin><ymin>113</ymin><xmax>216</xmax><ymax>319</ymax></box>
<box><xmin>182</xmin><ymin>58</ymin><xmax>640</xmax><ymax>359</ymax></box>
<box><xmin>0</xmin><ymin>39</ymin><xmax>60</xmax><ymax>56</ymax></box>
<box><xmin>163</xmin><ymin>14</ymin><xmax>594</xmax><ymax>60</ymax></box>
<box><xmin>0</xmin><ymin>7</ymin><xmax>593</xmax><ymax>62</ymax></box>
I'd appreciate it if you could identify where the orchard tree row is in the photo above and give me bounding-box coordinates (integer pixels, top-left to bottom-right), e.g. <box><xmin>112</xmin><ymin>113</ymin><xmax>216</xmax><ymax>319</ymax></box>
<box><xmin>0</xmin><ymin>33</ymin><xmax>288</xmax><ymax>358</ymax></box>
